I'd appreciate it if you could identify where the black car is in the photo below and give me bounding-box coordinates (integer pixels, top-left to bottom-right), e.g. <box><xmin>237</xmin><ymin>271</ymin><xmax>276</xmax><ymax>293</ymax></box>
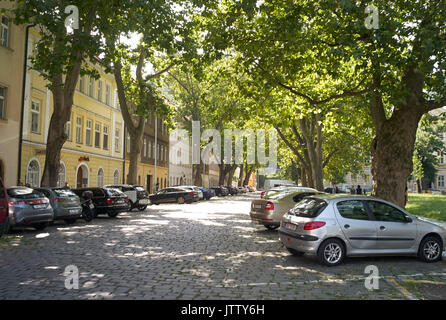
<box><xmin>210</xmin><ymin>186</ymin><xmax>229</xmax><ymax>197</ymax></box>
<box><xmin>73</xmin><ymin>187</ymin><xmax>130</xmax><ymax>217</ymax></box>
<box><xmin>149</xmin><ymin>187</ymin><xmax>197</xmax><ymax>204</ymax></box>
<box><xmin>105</xmin><ymin>184</ymin><xmax>149</xmax><ymax>211</ymax></box>
<box><xmin>224</xmin><ymin>186</ymin><xmax>238</xmax><ymax>195</ymax></box>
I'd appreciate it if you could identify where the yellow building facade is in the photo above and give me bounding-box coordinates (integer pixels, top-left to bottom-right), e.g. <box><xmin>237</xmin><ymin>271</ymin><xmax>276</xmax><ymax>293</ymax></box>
<box><xmin>20</xmin><ymin>28</ymin><xmax>125</xmax><ymax>188</ymax></box>
<box><xmin>0</xmin><ymin>2</ymin><xmax>25</xmax><ymax>186</ymax></box>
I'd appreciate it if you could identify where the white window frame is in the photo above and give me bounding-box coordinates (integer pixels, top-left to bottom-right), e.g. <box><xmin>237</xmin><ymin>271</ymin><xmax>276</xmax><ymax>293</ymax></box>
<box><xmin>65</xmin><ymin>114</ymin><xmax>72</xmax><ymax>141</ymax></box>
<box><xmin>97</xmin><ymin>80</ymin><xmax>103</xmax><ymax>102</ymax></box>
<box><xmin>94</xmin><ymin>122</ymin><xmax>101</xmax><ymax>148</ymax></box>
<box><xmin>113</xmin><ymin>169</ymin><xmax>120</xmax><ymax>184</ymax></box>
<box><xmin>105</xmin><ymin>83</ymin><xmax>111</xmax><ymax>106</ymax></box>
<box><xmin>1</xmin><ymin>16</ymin><xmax>9</xmax><ymax>47</ymax></box>
<box><xmin>438</xmin><ymin>175</ymin><xmax>445</xmax><ymax>188</ymax></box>
<box><xmin>97</xmin><ymin>168</ymin><xmax>104</xmax><ymax>187</ymax></box>
<box><xmin>75</xmin><ymin>116</ymin><xmax>83</xmax><ymax>144</ymax></box>
<box><xmin>86</xmin><ymin>119</ymin><xmax>92</xmax><ymax>146</ymax></box>
<box><xmin>31</xmin><ymin>100</ymin><xmax>41</xmax><ymax>134</ymax></box>
<box><xmin>26</xmin><ymin>159</ymin><xmax>40</xmax><ymax>188</ymax></box>
<box><xmin>115</xmin><ymin>129</ymin><xmax>120</xmax><ymax>152</ymax></box>
<box><xmin>103</xmin><ymin>125</ymin><xmax>109</xmax><ymax>150</ymax></box>
<box><xmin>88</xmin><ymin>77</ymin><xmax>95</xmax><ymax>98</ymax></box>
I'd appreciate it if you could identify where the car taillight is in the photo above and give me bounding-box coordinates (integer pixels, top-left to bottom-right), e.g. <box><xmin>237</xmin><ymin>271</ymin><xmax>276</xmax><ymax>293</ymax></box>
<box><xmin>260</xmin><ymin>191</ymin><xmax>264</xmax><ymax>198</ymax></box>
<box><xmin>53</xmin><ymin>198</ymin><xmax>67</xmax><ymax>203</ymax></box>
<box><xmin>265</xmin><ymin>201</ymin><xmax>274</xmax><ymax>210</ymax></box>
<box><xmin>106</xmin><ymin>199</ymin><xmax>115</xmax><ymax>204</ymax></box>
<box><xmin>189</xmin><ymin>192</ymin><xmax>194</xmax><ymax>195</ymax></box>
<box><xmin>8</xmin><ymin>201</ymin><xmax>26</xmax><ymax>206</ymax></box>
<box><xmin>304</xmin><ymin>221</ymin><xmax>326</xmax><ymax>230</ymax></box>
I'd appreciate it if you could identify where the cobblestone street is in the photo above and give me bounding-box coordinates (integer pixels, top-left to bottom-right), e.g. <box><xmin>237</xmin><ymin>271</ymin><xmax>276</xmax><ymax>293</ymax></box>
<box><xmin>1</xmin><ymin>193</ymin><xmax>445</xmax><ymax>300</ymax></box>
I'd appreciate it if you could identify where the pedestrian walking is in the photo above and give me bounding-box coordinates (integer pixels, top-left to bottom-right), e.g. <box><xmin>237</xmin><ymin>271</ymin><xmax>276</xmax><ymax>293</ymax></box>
<box><xmin>356</xmin><ymin>185</ymin><xmax>362</xmax><ymax>195</ymax></box>
<box><xmin>350</xmin><ymin>185</ymin><xmax>355</xmax><ymax>194</ymax></box>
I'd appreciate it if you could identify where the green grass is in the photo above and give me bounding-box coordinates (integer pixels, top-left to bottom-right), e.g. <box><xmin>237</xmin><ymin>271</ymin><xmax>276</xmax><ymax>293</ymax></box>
<box><xmin>405</xmin><ymin>193</ymin><xmax>446</xmax><ymax>221</ymax></box>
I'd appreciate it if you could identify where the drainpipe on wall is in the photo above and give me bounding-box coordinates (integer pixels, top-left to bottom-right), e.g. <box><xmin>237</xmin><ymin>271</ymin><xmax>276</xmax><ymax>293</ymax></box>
<box><xmin>17</xmin><ymin>24</ymin><xmax>35</xmax><ymax>185</ymax></box>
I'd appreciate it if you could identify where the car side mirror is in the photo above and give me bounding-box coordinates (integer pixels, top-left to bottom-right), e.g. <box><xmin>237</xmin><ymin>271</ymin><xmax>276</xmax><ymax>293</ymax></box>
<box><xmin>404</xmin><ymin>215</ymin><xmax>413</xmax><ymax>223</ymax></box>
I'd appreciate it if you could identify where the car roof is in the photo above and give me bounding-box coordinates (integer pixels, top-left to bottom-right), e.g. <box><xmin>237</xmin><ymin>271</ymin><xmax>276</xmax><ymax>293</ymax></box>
<box><xmin>309</xmin><ymin>193</ymin><xmax>389</xmax><ymax>202</ymax></box>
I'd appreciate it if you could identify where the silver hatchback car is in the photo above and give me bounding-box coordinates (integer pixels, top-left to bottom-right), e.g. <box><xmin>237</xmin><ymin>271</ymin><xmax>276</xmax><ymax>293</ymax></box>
<box><xmin>279</xmin><ymin>194</ymin><xmax>446</xmax><ymax>266</ymax></box>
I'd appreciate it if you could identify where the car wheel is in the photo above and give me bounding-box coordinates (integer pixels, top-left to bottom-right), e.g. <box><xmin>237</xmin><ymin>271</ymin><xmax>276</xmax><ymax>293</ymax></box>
<box><xmin>107</xmin><ymin>212</ymin><xmax>119</xmax><ymax>218</ymax></box>
<box><xmin>265</xmin><ymin>225</ymin><xmax>279</xmax><ymax>230</ymax></box>
<box><xmin>286</xmin><ymin>247</ymin><xmax>304</xmax><ymax>256</ymax></box>
<box><xmin>65</xmin><ymin>219</ymin><xmax>77</xmax><ymax>225</ymax></box>
<box><xmin>317</xmin><ymin>239</ymin><xmax>345</xmax><ymax>266</ymax></box>
<box><xmin>33</xmin><ymin>222</ymin><xmax>49</xmax><ymax>231</ymax></box>
<box><xmin>418</xmin><ymin>235</ymin><xmax>443</xmax><ymax>263</ymax></box>
<box><xmin>138</xmin><ymin>205</ymin><xmax>147</xmax><ymax>212</ymax></box>
<box><xmin>177</xmin><ymin>197</ymin><xmax>185</xmax><ymax>204</ymax></box>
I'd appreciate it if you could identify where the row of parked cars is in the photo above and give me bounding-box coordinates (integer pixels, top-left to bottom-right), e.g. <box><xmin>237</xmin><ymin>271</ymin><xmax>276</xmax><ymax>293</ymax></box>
<box><xmin>0</xmin><ymin>178</ymin><xmax>150</xmax><ymax>234</ymax></box>
<box><xmin>251</xmin><ymin>186</ymin><xmax>446</xmax><ymax>266</ymax></box>
<box><xmin>147</xmin><ymin>184</ymin><xmax>255</xmax><ymax>204</ymax></box>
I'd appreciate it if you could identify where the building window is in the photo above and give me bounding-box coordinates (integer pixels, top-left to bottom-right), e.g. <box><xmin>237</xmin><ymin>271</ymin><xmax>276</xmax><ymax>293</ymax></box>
<box><xmin>127</xmin><ymin>134</ymin><xmax>130</xmax><ymax>153</ymax></box>
<box><xmin>88</xmin><ymin>77</ymin><xmax>95</xmax><ymax>97</ymax></box>
<box><xmin>31</xmin><ymin>100</ymin><xmax>41</xmax><ymax>134</ymax></box>
<box><xmin>148</xmin><ymin>140</ymin><xmax>152</xmax><ymax>158</ymax></box>
<box><xmin>97</xmin><ymin>80</ymin><xmax>103</xmax><ymax>102</ymax></box>
<box><xmin>115</xmin><ymin>129</ymin><xmax>120</xmax><ymax>152</ymax></box>
<box><xmin>26</xmin><ymin>160</ymin><xmax>40</xmax><ymax>188</ymax></box>
<box><xmin>64</xmin><ymin>114</ymin><xmax>72</xmax><ymax>141</ymax></box>
<box><xmin>0</xmin><ymin>86</ymin><xmax>6</xmax><ymax>119</ymax></box>
<box><xmin>57</xmin><ymin>162</ymin><xmax>66</xmax><ymax>187</ymax></box>
<box><xmin>105</xmin><ymin>83</ymin><xmax>111</xmax><ymax>106</ymax></box>
<box><xmin>1</xmin><ymin>16</ymin><xmax>9</xmax><ymax>47</ymax></box>
<box><xmin>86</xmin><ymin>119</ymin><xmax>92</xmax><ymax>146</ymax></box>
<box><xmin>143</xmin><ymin>139</ymin><xmax>147</xmax><ymax>159</ymax></box>
<box><xmin>97</xmin><ymin>168</ymin><xmax>104</xmax><ymax>187</ymax></box>
<box><xmin>78</xmin><ymin>75</ymin><xmax>86</xmax><ymax>93</ymax></box>
<box><xmin>75</xmin><ymin>116</ymin><xmax>83</xmax><ymax>144</ymax></box>
<box><xmin>103</xmin><ymin>125</ymin><xmax>109</xmax><ymax>150</ymax></box>
<box><xmin>439</xmin><ymin>153</ymin><xmax>445</xmax><ymax>165</ymax></box>
<box><xmin>94</xmin><ymin>123</ymin><xmax>101</xmax><ymax>148</ymax></box>
<box><xmin>439</xmin><ymin>176</ymin><xmax>445</xmax><ymax>188</ymax></box>
<box><xmin>113</xmin><ymin>169</ymin><xmax>120</xmax><ymax>184</ymax></box>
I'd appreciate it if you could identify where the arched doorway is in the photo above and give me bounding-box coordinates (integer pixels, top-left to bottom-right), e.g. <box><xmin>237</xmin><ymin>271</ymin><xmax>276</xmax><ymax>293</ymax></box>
<box><xmin>76</xmin><ymin>164</ymin><xmax>89</xmax><ymax>188</ymax></box>
<box><xmin>26</xmin><ymin>159</ymin><xmax>40</xmax><ymax>187</ymax></box>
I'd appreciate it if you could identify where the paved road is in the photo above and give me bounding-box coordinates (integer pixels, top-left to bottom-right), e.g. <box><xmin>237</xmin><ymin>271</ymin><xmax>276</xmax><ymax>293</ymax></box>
<box><xmin>0</xmin><ymin>193</ymin><xmax>445</xmax><ymax>300</ymax></box>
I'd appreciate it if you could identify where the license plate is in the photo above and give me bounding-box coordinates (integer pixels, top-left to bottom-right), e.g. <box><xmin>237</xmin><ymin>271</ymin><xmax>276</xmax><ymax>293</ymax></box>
<box><xmin>116</xmin><ymin>200</ymin><xmax>124</xmax><ymax>204</ymax></box>
<box><xmin>253</xmin><ymin>204</ymin><xmax>262</xmax><ymax>209</ymax></box>
<box><xmin>69</xmin><ymin>209</ymin><xmax>79</xmax><ymax>214</ymax></box>
<box><xmin>284</xmin><ymin>223</ymin><xmax>297</xmax><ymax>231</ymax></box>
<box><xmin>33</xmin><ymin>204</ymin><xmax>47</xmax><ymax>209</ymax></box>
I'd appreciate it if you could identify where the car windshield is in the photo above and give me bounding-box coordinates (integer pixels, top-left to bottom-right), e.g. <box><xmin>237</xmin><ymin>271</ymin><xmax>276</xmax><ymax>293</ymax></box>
<box><xmin>7</xmin><ymin>188</ymin><xmax>44</xmax><ymax>199</ymax></box>
<box><xmin>53</xmin><ymin>189</ymin><xmax>77</xmax><ymax>197</ymax></box>
<box><xmin>288</xmin><ymin>198</ymin><xmax>327</xmax><ymax>218</ymax></box>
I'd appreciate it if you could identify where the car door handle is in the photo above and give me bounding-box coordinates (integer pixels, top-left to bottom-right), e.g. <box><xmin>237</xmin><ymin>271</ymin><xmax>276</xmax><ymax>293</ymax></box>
<box><xmin>344</xmin><ymin>224</ymin><xmax>350</xmax><ymax>229</ymax></box>
<box><xmin>380</xmin><ymin>226</ymin><xmax>386</xmax><ymax>230</ymax></box>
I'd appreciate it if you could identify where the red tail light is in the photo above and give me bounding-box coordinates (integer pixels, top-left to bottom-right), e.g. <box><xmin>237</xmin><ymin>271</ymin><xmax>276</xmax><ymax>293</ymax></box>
<box><xmin>9</xmin><ymin>199</ymin><xmax>49</xmax><ymax>206</ymax></box>
<box><xmin>265</xmin><ymin>201</ymin><xmax>274</xmax><ymax>210</ymax></box>
<box><xmin>260</xmin><ymin>191</ymin><xmax>264</xmax><ymax>198</ymax></box>
<box><xmin>53</xmin><ymin>198</ymin><xmax>67</xmax><ymax>203</ymax></box>
<box><xmin>303</xmin><ymin>221</ymin><xmax>326</xmax><ymax>230</ymax></box>
<box><xmin>189</xmin><ymin>192</ymin><xmax>194</xmax><ymax>195</ymax></box>
<box><xmin>106</xmin><ymin>199</ymin><xmax>115</xmax><ymax>204</ymax></box>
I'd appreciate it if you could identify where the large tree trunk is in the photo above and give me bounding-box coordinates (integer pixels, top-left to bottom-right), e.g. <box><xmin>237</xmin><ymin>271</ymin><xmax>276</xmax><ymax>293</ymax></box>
<box><xmin>243</xmin><ymin>167</ymin><xmax>253</xmax><ymax>186</ymax></box>
<box><xmin>371</xmin><ymin>110</ymin><xmax>422</xmax><ymax>207</ymax></box>
<box><xmin>193</xmin><ymin>163</ymin><xmax>203</xmax><ymax>186</ymax></box>
<box><xmin>238</xmin><ymin>164</ymin><xmax>244</xmax><ymax>186</ymax></box>
<box><xmin>226</xmin><ymin>165</ymin><xmax>237</xmax><ymax>186</ymax></box>
<box><xmin>218</xmin><ymin>164</ymin><xmax>226</xmax><ymax>185</ymax></box>
<box><xmin>126</xmin><ymin>119</ymin><xmax>144</xmax><ymax>185</ymax></box>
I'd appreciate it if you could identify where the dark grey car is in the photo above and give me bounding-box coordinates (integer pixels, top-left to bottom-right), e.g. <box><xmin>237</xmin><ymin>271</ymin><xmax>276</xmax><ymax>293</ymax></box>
<box><xmin>35</xmin><ymin>188</ymin><xmax>82</xmax><ymax>224</ymax></box>
<box><xmin>7</xmin><ymin>187</ymin><xmax>54</xmax><ymax>231</ymax></box>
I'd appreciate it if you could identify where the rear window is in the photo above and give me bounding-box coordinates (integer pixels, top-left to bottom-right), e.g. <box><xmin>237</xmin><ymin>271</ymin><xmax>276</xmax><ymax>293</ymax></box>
<box><xmin>106</xmin><ymin>188</ymin><xmax>125</xmax><ymax>197</ymax></box>
<box><xmin>288</xmin><ymin>198</ymin><xmax>327</xmax><ymax>218</ymax></box>
<box><xmin>135</xmin><ymin>187</ymin><xmax>146</xmax><ymax>192</ymax></box>
<box><xmin>53</xmin><ymin>189</ymin><xmax>77</xmax><ymax>198</ymax></box>
<box><xmin>7</xmin><ymin>188</ymin><xmax>44</xmax><ymax>199</ymax></box>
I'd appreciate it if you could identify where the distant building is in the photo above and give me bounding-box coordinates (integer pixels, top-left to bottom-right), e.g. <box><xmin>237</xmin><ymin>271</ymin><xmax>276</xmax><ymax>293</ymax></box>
<box><xmin>168</xmin><ymin>127</ymin><xmax>192</xmax><ymax>187</ymax></box>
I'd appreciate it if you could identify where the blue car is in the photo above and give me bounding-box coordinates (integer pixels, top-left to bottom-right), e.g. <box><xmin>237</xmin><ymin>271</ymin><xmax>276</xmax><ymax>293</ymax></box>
<box><xmin>198</xmin><ymin>187</ymin><xmax>214</xmax><ymax>200</ymax></box>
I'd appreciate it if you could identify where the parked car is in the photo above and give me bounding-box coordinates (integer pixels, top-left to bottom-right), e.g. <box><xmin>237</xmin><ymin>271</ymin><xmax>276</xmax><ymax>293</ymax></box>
<box><xmin>237</xmin><ymin>187</ymin><xmax>248</xmax><ymax>194</ymax></box>
<box><xmin>279</xmin><ymin>194</ymin><xmax>446</xmax><ymax>266</ymax></box>
<box><xmin>210</xmin><ymin>186</ymin><xmax>229</xmax><ymax>197</ymax></box>
<box><xmin>6</xmin><ymin>187</ymin><xmax>54</xmax><ymax>230</ymax></box>
<box><xmin>35</xmin><ymin>187</ymin><xmax>82</xmax><ymax>224</ymax></box>
<box><xmin>73</xmin><ymin>187</ymin><xmax>130</xmax><ymax>218</ymax></box>
<box><xmin>224</xmin><ymin>186</ymin><xmax>238</xmax><ymax>195</ymax></box>
<box><xmin>198</xmin><ymin>187</ymin><xmax>214</xmax><ymax>200</ymax></box>
<box><xmin>149</xmin><ymin>187</ymin><xmax>197</xmax><ymax>204</ymax></box>
<box><xmin>177</xmin><ymin>186</ymin><xmax>203</xmax><ymax>201</ymax></box>
<box><xmin>261</xmin><ymin>186</ymin><xmax>310</xmax><ymax>198</ymax></box>
<box><xmin>246</xmin><ymin>186</ymin><xmax>256</xmax><ymax>192</ymax></box>
<box><xmin>250</xmin><ymin>188</ymin><xmax>321</xmax><ymax>230</ymax></box>
<box><xmin>105</xmin><ymin>184</ymin><xmax>149</xmax><ymax>211</ymax></box>
<box><xmin>0</xmin><ymin>177</ymin><xmax>8</xmax><ymax>237</ymax></box>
